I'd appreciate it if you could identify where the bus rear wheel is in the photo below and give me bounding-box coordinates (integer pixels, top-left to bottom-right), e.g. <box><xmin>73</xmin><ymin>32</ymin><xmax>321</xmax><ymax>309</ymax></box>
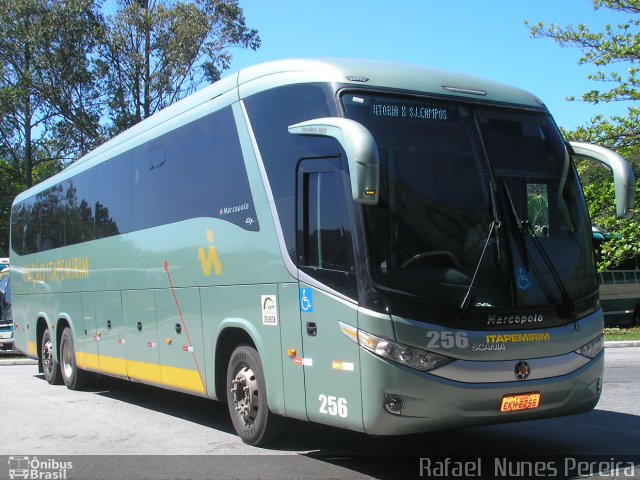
<box><xmin>41</xmin><ymin>328</ymin><xmax>63</xmax><ymax>385</ymax></box>
<box><xmin>60</xmin><ymin>327</ymin><xmax>90</xmax><ymax>390</ymax></box>
<box><xmin>226</xmin><ymin>345</ymin><xmax>286</xmax><ymax>446</ymax></box>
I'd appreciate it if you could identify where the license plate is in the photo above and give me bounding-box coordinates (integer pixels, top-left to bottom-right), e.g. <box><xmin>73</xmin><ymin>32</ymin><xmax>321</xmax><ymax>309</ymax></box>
<box><xmin>500</xmin><ymin>393</ymin><xmax>541</xmax><ymax>412</ymax></box>
<box><xmin>0</xmin><ymin>332</ymin><xmax>11</xmax><ymax>339</ymax></box>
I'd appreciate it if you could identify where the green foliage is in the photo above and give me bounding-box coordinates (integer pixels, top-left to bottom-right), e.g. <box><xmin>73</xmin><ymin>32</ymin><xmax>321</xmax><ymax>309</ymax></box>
<box><xmin>604</xmin><ymin>327</ymin><xmax>640</xmax><ymax>340</ymax></box>
<box><xmin>100</xmin><ymin>0</ymin><xmax>260</xmax><ymax>135</ymax></box>
<box><xmin>570</xmin><ymin>129</ymin><xmax>640</xmax><ymax>272</ymax></box>
<box><xmin>528</xmin><ymin>0</ymin><xmax>640</xmax><ymax>271</ymax></box>
<box><xmin>0</xmin><ymin>0</ymin><xmax>104</xmax><ymax>188</ymax></box>
<box><xmin>526</xmin><ymin>184</ymin><xmax>550</xmax><ymax>235</ymax></box>
<box><xmin>0</xmin><ymin>160</ymin><xmax>25</xmax><ymax>256</ymax></box>
<box><xmin>0</xmin><ymin>0</ymin><xmax>259</xmax><ymax>256</ymax></box>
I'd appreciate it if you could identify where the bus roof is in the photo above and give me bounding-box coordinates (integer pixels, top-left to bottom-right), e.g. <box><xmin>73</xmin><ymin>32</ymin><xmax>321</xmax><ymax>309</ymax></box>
<box><xmin>13</xmin><ymin>58</ymin><xmax>547</xmax><ymax>205</ymax></box>
<box><xmin>236</xmin><ymin>58</ymin><xmax>545</xmax><ymax>108</ymax></box>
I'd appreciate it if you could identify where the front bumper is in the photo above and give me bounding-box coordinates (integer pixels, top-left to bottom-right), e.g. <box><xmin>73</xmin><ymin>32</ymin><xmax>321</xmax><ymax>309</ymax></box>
<box><xmin>359</xmin><ymin>348</ymin><xmax>603</xmax><ymax>436</ymax></box>
<box><xmin>0</xmin><ymin>337</ymin><xmax>16</xmax><ymax>351</ymax></box>
<box><xmin>0</xmin><ymin>327</ymin><xmax>16</xmax><ymax>351</ymax></box>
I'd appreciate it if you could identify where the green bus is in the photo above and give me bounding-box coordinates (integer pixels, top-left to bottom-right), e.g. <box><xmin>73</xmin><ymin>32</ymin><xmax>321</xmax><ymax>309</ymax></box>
<box><xmin>10</xmin><ymin>59</ymin><xmax>635</xmax><ymax>446</ymax></box>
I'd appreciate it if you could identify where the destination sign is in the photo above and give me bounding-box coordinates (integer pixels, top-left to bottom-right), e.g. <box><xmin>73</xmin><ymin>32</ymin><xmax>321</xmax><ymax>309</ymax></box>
<box><xmin>344</xmin><ymin>94</ymin><xmax>456</xmax><ymax>124</ymax></box>
<box><xmin>371</xmin><ymin>103</ymin><xmax>448</xmax><ymax>121</ymax></box>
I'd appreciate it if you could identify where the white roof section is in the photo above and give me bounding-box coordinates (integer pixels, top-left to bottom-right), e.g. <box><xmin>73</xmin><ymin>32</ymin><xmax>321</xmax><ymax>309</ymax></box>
<box><xmin>14</xmin><ymin>58</ymin><xmax>547</xmax><ymax>204</ymax></box>
<box><xmin>237</xmin><ymin>58</ymin><xmax>545</xmax><ymax>108</ymax></box>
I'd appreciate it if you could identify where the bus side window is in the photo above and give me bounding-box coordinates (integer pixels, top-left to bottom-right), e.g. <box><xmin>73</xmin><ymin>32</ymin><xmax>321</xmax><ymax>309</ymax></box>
<box><xmin>297</xmin><ymin>158</ymin><xmax>357</xmax><ymax>299</ymax></box>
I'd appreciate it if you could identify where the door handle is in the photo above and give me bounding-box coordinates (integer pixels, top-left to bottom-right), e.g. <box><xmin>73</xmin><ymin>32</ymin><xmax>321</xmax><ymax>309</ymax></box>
<box><xmin>137</xmin><ymin>321</ymin><xmax>143</xmax><ymax>332</ymax></box>
<box><xmin>107</xmin><ymin>320</ymin><xmax>112</xmax><ymax>330</ymax></box>
<box><xmin>306</xmin><ymin>322</ymin><xmax>317</xmax><ymax>336</ymax></box>
<box><xmin>175</xmin><ymin>323</ymin><xmax>182</xmax><ymax>334</ymax></box>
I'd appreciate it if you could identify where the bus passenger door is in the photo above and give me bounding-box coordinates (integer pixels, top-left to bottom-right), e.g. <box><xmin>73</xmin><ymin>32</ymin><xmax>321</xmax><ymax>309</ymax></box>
<box><xmin>296</xmin><ymin>157</ymin><xmax>364</xmax><ymax>432</ymax></box>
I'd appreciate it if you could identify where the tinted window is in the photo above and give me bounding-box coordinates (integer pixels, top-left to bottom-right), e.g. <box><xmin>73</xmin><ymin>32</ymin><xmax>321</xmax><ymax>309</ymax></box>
<box><xmin>180</xmin><ymin>107</ymin><xmax>258</xmax><ymax>231</ymax></box>
<box><xmin>302</xmin><ymin>172</ymin><xmax>355</xmax><ymax>272</ymax></box>
<box><xmin>10</xmin><ymin>197</ymin><xmax>36</xmax><ymax>255</ymax></box>
<box><xmin>298</xmin><ymin>158</ymin><xmax>357</xmax><ymax>298</ymax></box>
<box><xmin>66</xmin><ymin>169</ymin><xmax>96</xmax><ymax>245</ymax></box>
<box><xmin>245</xmin><ymin>84</ymin><xmax>338</xmax><ymax>261</ymax></box>
<box><xmin>96</xmin><ymin>152</ymin><xmax>133</xmax><ymax>239</ymax></box>
<box><xmin>10</xmin><ymin>105</ymin><xmax>258</xmax><ymax>255</ymax></box>
<box><xmin>38</xmin><ymin>183</ymin><xmax>65</xmax><ymax>251</ymax></box>
<box><xmin>133</xmin><ymin>134</ymin><xmax>181</xmax><ymax>230</ymax></box>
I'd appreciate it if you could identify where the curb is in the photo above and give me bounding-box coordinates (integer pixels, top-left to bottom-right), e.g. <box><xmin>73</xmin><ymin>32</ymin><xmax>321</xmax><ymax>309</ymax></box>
<box><xmin>605</xmin><ymin>340</ymin><xmax>640</xmax><ymax>348</ymax></box>
<box><xmin>0</xmin><ymin>358</ymin><xmax>38</xmax><ymax>366</ymax></box>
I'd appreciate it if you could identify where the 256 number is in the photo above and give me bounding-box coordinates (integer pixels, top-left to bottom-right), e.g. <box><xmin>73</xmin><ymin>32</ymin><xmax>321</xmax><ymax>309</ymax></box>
<box><xmin>426</xmin><ymin>331</ymin><xmax>469</xmax><ymax>349</ymax></box>
<box><xmin>319</xmin><ymin>394</ymin><xmax>348</xmax><ymax>418</ymax></box>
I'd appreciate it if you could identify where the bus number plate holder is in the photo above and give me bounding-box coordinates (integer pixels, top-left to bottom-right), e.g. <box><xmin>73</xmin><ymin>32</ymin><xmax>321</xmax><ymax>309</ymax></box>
<box><xmin>500</xmin><ymin>392</ymin><xmax>541</xmax><ymax>412</ymax></box>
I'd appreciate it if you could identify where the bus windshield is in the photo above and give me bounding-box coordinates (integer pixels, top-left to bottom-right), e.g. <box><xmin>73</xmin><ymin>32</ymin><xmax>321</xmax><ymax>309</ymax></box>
<box><xmin>342</xmin><ymin>92</ymin><xmax>596</xmax><ymax>315</ymax></box>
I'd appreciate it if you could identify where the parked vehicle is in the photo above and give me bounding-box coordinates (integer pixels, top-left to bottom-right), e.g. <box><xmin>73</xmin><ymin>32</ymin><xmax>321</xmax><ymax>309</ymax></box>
<box><xmin>0</xmin><ymin>275</ymin><xmax>15</xmax><ymax>352</ymax></box>
<box><xmin>9</xmin><ymin>59</ymin><xmax>635</xmax><ymax>445</ymax></box>
<box><xmin>593</xmin><ymin>226</ymin><xmax>640</xmax><ymax>327</ymax></box>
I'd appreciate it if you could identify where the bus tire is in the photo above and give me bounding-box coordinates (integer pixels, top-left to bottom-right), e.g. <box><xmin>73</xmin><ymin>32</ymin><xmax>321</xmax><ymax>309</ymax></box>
<box><xmin>59</xmin><ymin>327</ymin><xmax>90</xmax><ymax>390</ymax></box>
<box><xmin>41</xmin><ymin>328</ymin><xmax>63</xmax><ymax>385</ymax></box>
<box><xmin>226</xmin><ymin>345</ymin><xmax>286</xmax><ymax>446</ymax></box>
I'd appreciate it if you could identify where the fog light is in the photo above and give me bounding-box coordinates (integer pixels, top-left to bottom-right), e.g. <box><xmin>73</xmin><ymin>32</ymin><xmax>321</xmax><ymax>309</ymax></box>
<box><xmin>384</xmin><ymin>395</ymin><xmax>404</xmax><ymax>415</ymax></box>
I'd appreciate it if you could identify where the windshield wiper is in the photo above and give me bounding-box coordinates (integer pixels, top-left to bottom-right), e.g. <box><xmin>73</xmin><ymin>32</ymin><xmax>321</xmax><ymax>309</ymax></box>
<box><xmin>501</xmin><ymin>180</ymin><xmax>576</xmax><ymax>319</ymax></box>
<box><xmin>501</xmin><ymin>180</ymin><xmax>530</xmax><ymax>271</ymax></box>
<box><xmin>458</xmin><ymin>220</ymin><xmax>501</xmax><ymax>319</ymax></box>
<box><xmin>522</xmin><ymin>220</ymin><xmax>576</xmax><ymax>319</ymax></box>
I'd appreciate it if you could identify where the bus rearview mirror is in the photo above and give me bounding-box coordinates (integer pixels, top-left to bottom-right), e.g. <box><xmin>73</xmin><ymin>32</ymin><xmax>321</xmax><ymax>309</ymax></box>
<box><xmin>288</xmin><ymin>117</ymin><xmax>380</xmax><ymax>205</ymax></box>
<box><xmin>569</xmin><ymin>142</ymin><xmax>636</xmax><ymax>219</ymax></box>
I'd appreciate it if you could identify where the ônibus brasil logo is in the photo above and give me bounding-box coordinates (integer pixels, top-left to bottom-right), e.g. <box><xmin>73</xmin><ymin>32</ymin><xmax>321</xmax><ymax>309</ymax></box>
<box><xmin>8</xmin><ymin>456</ymin><xmax>73</xmax><ymax>480</ymax></box>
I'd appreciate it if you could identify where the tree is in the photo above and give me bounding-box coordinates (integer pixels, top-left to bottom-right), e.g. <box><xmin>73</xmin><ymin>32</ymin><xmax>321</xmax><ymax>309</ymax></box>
<box><xmin>528</xmin><ymin>0</ymin><xmax>640</xmax><ymax>271</ymax></box>
<box><xmin>0</xmin><ymin>161</ymin><xmax>24</xmax><ymax>256</ymax></box>
<box><xmin>528</xmin><ymin>0</ymin><xmax>640</xmax><ymax>151</ymax></box>
<box><xmin>0</xmin><ymin>0</ymin><xmax>105</xmax><ymax>189</ymax></box>
<box><xmin>100</xmin><ymin>0</ymin><xmax>260</xmax><ymax>135</ymax></box>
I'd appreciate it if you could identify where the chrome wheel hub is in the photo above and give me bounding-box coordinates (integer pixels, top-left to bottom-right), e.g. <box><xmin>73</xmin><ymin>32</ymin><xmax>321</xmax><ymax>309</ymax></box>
<box><xmin>42</xmin><ymin>339</ymin><xmax>53</xmax><ymax>373</ymax></box>
<box><xmin>231</xmin><ymin>366</ymin><xmax>259</xmax><ymax>422</ymax></box>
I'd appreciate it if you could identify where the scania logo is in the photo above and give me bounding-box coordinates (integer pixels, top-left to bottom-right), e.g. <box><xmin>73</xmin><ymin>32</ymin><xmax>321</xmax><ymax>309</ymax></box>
<box><xmin>514</xmin><ymin>360</ymin><xmax>531</xmax><ymax>381</ymax></box>
<box><xmin>487</xmin><ymin>313</ymin><xmax>544</xmax><ymax>326</ymax></box>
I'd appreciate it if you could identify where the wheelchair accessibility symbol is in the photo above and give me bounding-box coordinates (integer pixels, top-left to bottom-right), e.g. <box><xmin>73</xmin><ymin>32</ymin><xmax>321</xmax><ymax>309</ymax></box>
<box><xmin>517</xmin><ymin>268</ymin><xmax>533</xmax><ymax>290</ymax></box>
<box><xmin>300</xmin><ymin>288</ymin><xmax>314</xmax><ymax>313</ymax></box>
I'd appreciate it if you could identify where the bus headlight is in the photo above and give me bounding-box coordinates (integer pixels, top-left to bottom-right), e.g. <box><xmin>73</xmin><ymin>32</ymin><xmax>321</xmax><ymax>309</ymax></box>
<box><xmin>574</xmin><ymin>334</ymin><xmax>604</xmax><ymax>359</ymax></box>
<box><xmin>339</xmin><ymin>322</ymin><xmax>454</xmax><ymax>372</ymax></box>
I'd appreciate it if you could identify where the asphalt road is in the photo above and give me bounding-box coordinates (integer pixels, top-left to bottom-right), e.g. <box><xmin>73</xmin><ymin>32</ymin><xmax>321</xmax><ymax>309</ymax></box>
<box><xmin>1</xmin><ymin>347</ymin><xmax>639</xmax><ymax>479</ymax></box>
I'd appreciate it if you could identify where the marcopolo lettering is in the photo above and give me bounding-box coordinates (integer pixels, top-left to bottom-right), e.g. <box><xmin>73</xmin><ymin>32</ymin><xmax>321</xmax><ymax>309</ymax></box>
<box><xmin>220</xmin><ymin>203</ymin><xmax>250</xmax><ymax>216</ymax></box>
<box><xmin>486</xmin><ymin>313</ymin><xmax>544</xmax><ymax>326</ymax></box>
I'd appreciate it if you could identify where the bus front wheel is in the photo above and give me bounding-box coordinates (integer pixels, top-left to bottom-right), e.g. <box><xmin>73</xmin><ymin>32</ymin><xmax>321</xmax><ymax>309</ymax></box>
<box><xmin>41</xmin><ymin>328</ymin><xmax>63</xmax><ymax>385</ymax></box>
<box><xmin>59</xmin><ymin>327</ymin><xmax>90</xmax><ymax>390</ymax></box>
<box><xmin>226</xmin><ymin>345</ymin><xmax>286</xmax><ymax>446</ymax></box>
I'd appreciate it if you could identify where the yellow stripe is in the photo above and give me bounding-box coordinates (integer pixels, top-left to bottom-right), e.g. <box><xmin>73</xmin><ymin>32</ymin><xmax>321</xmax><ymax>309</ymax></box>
<box><xmin>28</xmin><ymin>341</ymin><xmax>37</xmax><ymax>356</ymax></box>
<box><xmin>160</xmin><ymin>365</ymin><xmax>207</xmax><ymax>395</ymax></box>
<box><xmin>126</xmin><ymin>358</ymin><xmax>162</xmax><ymax>385</ymax></box>
<box><xmin>76</xmin><ymin>351</ymin><xmax>101</xmax><ymax>372</ymax></box>
<box><xmin>98</xmin><ymin>354</ymin><xmax>127</xmax><ymax>377</ymax></box>
<box><xmin>76</xmin><ymin>351</ymin><xmax>206</xmax><ymax>395</ymax></box>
